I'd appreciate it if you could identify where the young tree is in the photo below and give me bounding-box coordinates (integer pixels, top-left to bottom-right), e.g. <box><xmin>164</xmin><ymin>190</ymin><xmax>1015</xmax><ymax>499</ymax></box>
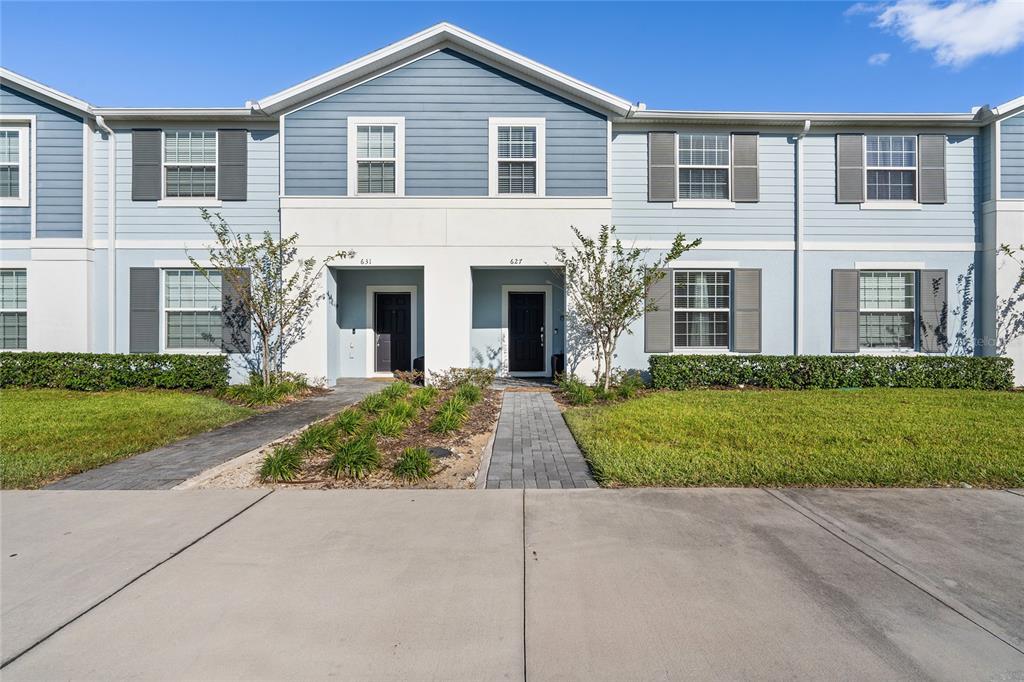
<box><xmin>190</xmin><ymin>210</ymin><xmax>344</xmax><ymax>385</ymax></box>
<box><xmin>555</xmin><ymin>225</ymin><xmax>700</xmax><ymax>391</ymax></box>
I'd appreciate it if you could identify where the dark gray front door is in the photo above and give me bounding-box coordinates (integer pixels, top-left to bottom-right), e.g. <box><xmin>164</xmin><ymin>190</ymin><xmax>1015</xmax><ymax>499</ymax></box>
<box><xmin>509</xmin><ymin>292</ymin><xmax>545</xmax><ymax>372</ymax></box>
<box><xmin>375</xmin><ymin>292</ymin><xmax>411</xmax><ymax>373</ymax></box>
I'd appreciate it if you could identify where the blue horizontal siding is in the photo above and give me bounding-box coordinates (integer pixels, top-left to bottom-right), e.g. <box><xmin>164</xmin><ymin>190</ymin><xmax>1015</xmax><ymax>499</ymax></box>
<box><xmin>0</xmin><ymin>84</ymin><xmax>83</xmax><ymax>239</ymax></box>
<box><xmin>284</xmin><ymin>49</ymin><xmax>607</xmax><ymax>197</ymax></box>
<box><xmin>1001</xmin><ymin>113</ymin><xmax>1024</xmax><ymax>199</ymax></box>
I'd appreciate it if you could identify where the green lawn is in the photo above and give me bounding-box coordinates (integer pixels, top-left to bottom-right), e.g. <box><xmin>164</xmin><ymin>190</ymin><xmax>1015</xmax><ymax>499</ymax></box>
<box><xmin>563</xmin><ymin>389</ymin><xmax>1024</xmax><ymax>488</ymax></box>
<box><xmin>0</xmin><ymin>389</ymin><xmax>253</xmax><ymax>489</ymax></box>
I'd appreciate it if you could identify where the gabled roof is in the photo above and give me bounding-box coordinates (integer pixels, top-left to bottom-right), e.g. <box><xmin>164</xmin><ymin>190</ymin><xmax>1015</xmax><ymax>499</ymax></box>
<box><xmin>0</xmin><ymin>67</ymin><xmax>93</xmax><ymax>117</ymax></box>
<box><xmin>255</xmin><ymin>22</ymin><xmax>633</xmax><ymax>116</ymax></box>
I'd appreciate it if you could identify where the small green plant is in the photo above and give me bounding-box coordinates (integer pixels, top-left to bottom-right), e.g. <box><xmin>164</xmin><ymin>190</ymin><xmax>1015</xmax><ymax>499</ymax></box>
<box><xmin>333</xmin><ymin>409</ymin><xmax>363</xmax><ymax>435</ymax></box>
<box><xmin>328</xmin><ymin>435</ymin><xmax>380</xmax><ymax>479</ymax></box>
<box><xmin>359</xmin><ymin>392</ymin><xmax>391</xmax><ymax>414</ymax></box>
<box><xmin>454</xmin><ymin>382</ymin><xmax>482</xmax><ymax>404</ymax></box>
<box><xmin>381</xmin><ymin>381</ymin><xmax>411</xmax><ymax>400</ymax></box>
<box><xmin>615</xmin><ymin>371</ymin><xmax>647</xmax><ymax>400</ymax></box>
<box><xmin>409</xmin><ymin>386</ymin><xmax>438</xmax><ymax>409</ymax></box>
<box><xmin>259</xmin><ymin>445</ymin><xmax>303</xmax><ymax>482</ymax></box>
<box><xmin>393</xmin><ymin>446</ymin><xmax>433</xmax><ymax>481</ymax></box>
<box><xmin>370</xmin><ymin>411</ymin><xmax>406</xmax><ymax>438</ymax></box>
<box><xmin>559</xmin><ymin>376</ymin><xmax>595</xmax><ymax>406</ymax></box>
<box><xmin>429</xmin><ymin>397</ymin><xmax>469</xmax><ymax>434</ymax></box>
<box><xmin>294</xmin><ymin>421</ymin><xmax>338</xmax><ymax>453</ymax></box>
<box><xmin>387</xmin><ymin>400</ymin><xmax>417</xmax><ymax>423</ymax></box>
<box><xmin>427</xmin><ymin>367</ymin><xmax>497</xmax><ymax>390</ymax></box>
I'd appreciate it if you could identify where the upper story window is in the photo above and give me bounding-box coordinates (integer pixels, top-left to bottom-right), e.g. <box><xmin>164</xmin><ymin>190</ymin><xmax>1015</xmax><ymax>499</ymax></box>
<box><xmin>164</xmin><ymin>269</ymin><xmax>221</xmax><ymax>350</ymax></box>
<box><xmin>678</xmin><ymin>133</ymin><xmax>729</xmax><ymax>200</ymax></box>
<box><xmin>673</xmin><ymin>270</ymin><xmax>731</xmax><ymax>349</ymax></box>
<box><xmin>859</xmin><ymin>270</ymin><xmax>915</xmax><ymax>349</ymax></box>
<box><xmin>489</xmin><ymin>118</ymin><xmax>545</xmax><ymax>197</ymax></box>
<box><xmin>347</xmin><ymin>117</ymin><xmax>405</xmax><ymax>197</ymax></box>
<box><xmin>866</xmin><ymin>135</ymin><xmax>916</xmax><ymax>201</ymax></box>
<box><xmin>0</xmin><ymin>127</ymin><xmax>30</xmax><ymax>207</ymax></box>
<box><xmin>164</xmin><ymin>131</ymin><xmax>216</xmax><ymax>198</ymax></box>
<box><xmin>0</xmin><ymin>268</ymin><xmax>27</xmax><ymax>350</ymax></box>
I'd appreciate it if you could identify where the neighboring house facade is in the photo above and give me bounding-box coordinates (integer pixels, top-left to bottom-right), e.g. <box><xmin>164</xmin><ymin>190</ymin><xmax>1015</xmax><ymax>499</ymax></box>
<box><xmin>1</xmin><ymin>23</ymin><xmax>1022</xmax><ymax>384</ymax></box>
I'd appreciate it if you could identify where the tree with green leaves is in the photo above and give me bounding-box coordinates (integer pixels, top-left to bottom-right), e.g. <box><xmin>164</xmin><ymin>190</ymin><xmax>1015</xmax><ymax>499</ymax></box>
<box><xmin>555</xmin><ymin>224</ymin><xmax>701</xmax><ymax>391</ymax></box>
<box><xmin>190</xmin><ymin>210</ymin><xmax>343</xmax><ymax>386</ymax></box>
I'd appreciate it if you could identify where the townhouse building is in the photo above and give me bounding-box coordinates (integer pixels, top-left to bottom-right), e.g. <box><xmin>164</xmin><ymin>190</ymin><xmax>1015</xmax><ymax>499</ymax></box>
<box><xmin>1</xmin><ymin>23</ymin><xmax>1021</xmax><ymax>384</ymax></box>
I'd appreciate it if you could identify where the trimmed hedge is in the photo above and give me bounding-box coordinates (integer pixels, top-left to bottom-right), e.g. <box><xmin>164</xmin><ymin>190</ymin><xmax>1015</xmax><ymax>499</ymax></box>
<box><xmin>0</xmin><ymin>352</ymin><xmax>229</xmax><ymax>391</ymax></box>
<box><xmin>649</xmin><ymin>354</ymin><xmax>1015</xmax><ymax>391</ymax></box>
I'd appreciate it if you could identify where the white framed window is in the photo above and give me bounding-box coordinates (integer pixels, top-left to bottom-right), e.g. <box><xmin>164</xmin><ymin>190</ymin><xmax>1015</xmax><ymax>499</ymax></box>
<box><xmin>163</xmin><ymin>269</ymin><xmax>222</xmax><ymax>351</ymax></box>
<box><xmin>673</xmin><ymin>270</ymin><xmax>731</xmax><ymax>349</ymax></box>
<box><xmin>163</xmin><ymin>131</ymin><xmax>217</xmax><ymax>199</ymax></box>
<box><xmin>866</xmin><ymin>135</ymin><xmax>917</xmax><ymax>201</ymax></box>
<box><xmin>0</xmin><ymin>126</ymin><xmax>30</xmax><ymax>207</ymax></box>
<box><xmin>678</xmin><ymin>133</ymin><xmax>730</xmax><ymax>200</ymax></box>
<box><xmin>0</xmin><ymin>268</ymin><xmax>27</xmax><ymax>349</ymax></box>
<box><xmin>347</xmin><ymin>117</ymin><xmax>405</xmax><ymax>196</ymax></box>
<box><xmin>489</xmin><ymin>117</ymin><xmax>545</xmax><ymax>196</ymax></box>
<box><xmin>859</xmin><ymin>270</ymin><xmax>916</xmax><ymax>349</ymax></box>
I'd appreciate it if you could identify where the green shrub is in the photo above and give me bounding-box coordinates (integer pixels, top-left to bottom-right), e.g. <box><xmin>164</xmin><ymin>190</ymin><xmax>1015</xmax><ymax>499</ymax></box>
<box><xmin>615</xmin><ymin>371</ymin><xmax>647</xmax><ymax>400</ymax></box>
<box><xmin>259</xmin><ymin>445</ymin><xmax>303</xmax><ymax>483</ymax></box>
<box><xmin>381</xmin><ymin>381</ymin><xmax>411</xmax><ymax>400</ymax></box>
<box><xmin>328</xmin><ymin>435</ymin><xmax>380</xmax><ymax>479</ymax></box>
<box><xmin>369</xmin><ymin>411</ymin><xmax>406</xmax><ymax>438</ymax></box>
<box><xmin>387</xmin><ymin>400</ymin><xmax>417</xmax><ymax>423</ymax></box>
<box><xmin>359</xmin><ymin>392</ymin><xmax>392</xmax><ymax>414</ymax></box>
<box><xmin>455</xmin><ymin>382</ymin><xmax>482</xmax><ymax>404</ymax></box>
<box><xmin>333</xmin><ymin>409</ymin><xmax>364</xmax><ymax>435</ymax></box>
<box><xmin>393</xmin><ymin>446</ymin><xmax>433</xmax><ymax>480</ymax></box>
<box><xmin>409</xmin><ymin>386</ymin><xmax>438</xmax><ymax>409</ymax></box>
<box><xmin>428</xmin><ymin>367</ymin><xmax>497</xmax><ymax>390</ymax></box>
<box><xmin>429</xmin><ymin>397</ymin><xmax>469</xmax><ymax>434</ymax></box>
<box><xmin>294</xmin><ymin>421</ymin><xmax>338</xmax><ymax>453</ymax></box>
<box><xmin>649</xmin><ymin>355</ymin><xmax>1015</xmax><ymax>391</ymax></box>
<box><xmin>0</xmin><ymin>352</ymin><xmax>228</xmax><ymax>391</ymax></box>
<box><xmin>559</xmin><ymin>376</ymin><xmax>595</xmax><ymax>405</ymax></box>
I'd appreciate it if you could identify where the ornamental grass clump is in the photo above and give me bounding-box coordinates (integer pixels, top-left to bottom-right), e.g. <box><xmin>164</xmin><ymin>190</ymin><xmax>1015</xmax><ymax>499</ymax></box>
<box><xmin>359</xmin><ymin>392</ymin><xmax>391</xmax><ymax>415</ymax></box>
<box><xmin>333</xmin><ymin>409</ymin><xmax>363</xmax><ymax>436</ymax></box>
<box><xmin>454</xmin><ymin>382</ymin><xmax>482</xmax><ymax>404</ymax></box>
<box><xmin>393</xmin><ymin>446</ymin><xmax>433</xmax><ymax>481</ymax></box>
<box><xmin>429</xmin><ymin>396</ymin><xmax>469</xmax><ymax>434</ymax></box>
<box><xmin>294</xmin><ymin>421</ymin><xmax>338</xmax><ymax>453</ymax></box>
<box><xmin>369</xmin><ymin>411</ymin><xmax>406</xmax><ymax>438</ymax></box>
<box><xmin>559</xmin><ymin>376</ymin><xmax>595</xmax><ymax>406</ymax></box>
<box><xmin>380</xmin><ymin>381</ymin><xmax>411</xmax><ymax>400</ymax></box>
<box><xmin>259</xmin><ymin>445</ymin><xmax>303</xmax><ymax>483</ymax></box>
<box><xmin>387</xmin><ymin>400</ymin><xmax>417</xmax><ymax>423</ymax></box>
<box><xmin>409</xmin><ymin>386</ymin><xmax>438</xmax><ymax>410</ymax></box>
<box><xmin>328</xmin><ymin>435</ymin><xmax>380</xmax><ymax>479</ymax></box>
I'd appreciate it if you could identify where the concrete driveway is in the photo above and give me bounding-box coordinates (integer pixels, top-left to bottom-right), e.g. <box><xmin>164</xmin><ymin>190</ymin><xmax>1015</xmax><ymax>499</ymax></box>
<box><xmin>1</xmin><ymin>489</ymin><xmax>1022</xmax><ymax>680</ymax></box>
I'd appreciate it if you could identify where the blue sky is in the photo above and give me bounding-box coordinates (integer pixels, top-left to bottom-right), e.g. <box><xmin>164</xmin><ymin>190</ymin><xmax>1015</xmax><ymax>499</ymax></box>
<box><xmin>2</xmin><ymin>1</ymin><xmax>1021</xmax><ymax>112</ymax></box>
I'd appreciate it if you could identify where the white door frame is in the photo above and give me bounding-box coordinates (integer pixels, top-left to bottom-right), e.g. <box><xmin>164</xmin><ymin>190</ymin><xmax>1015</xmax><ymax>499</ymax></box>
<box><xmin>365</xmin><ymin>285</ymin><xmax>417</xmax><ymax>377</ymax></box>
<box><xmin>500</xmin><ymin>284</ymin><xmax>552</xmax><ymax>377</ymax></box>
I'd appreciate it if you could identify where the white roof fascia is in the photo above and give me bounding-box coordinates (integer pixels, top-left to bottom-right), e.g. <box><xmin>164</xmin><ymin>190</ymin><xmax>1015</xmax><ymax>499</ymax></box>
<box><xmin>0</xmin><ymin>67</ymin><xmax>93</xmax><ymax>117</ymax></box>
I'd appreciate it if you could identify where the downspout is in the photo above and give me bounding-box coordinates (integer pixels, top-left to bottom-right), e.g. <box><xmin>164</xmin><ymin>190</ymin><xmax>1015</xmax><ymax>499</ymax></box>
<box><xmin>794</xmin><ymin>120</ymin><xmax>810</xmax><ymax>355</ymax></box>
<box><xmin>96</xmin><ymin>116</ymin><xmax>116</xmax><ymax>352</ymax></box>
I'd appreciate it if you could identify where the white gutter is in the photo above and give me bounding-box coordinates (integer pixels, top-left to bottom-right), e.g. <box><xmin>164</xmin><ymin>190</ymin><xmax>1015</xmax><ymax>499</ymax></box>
<box><xmin>95</xmin><ymin>115</ymin><xmax>117</xmax><ymax>352</ymax></box>
<box><xmin>794</xmin><ymin>120</ymin><xmax>810</xmax><ymax>355</ymax></box>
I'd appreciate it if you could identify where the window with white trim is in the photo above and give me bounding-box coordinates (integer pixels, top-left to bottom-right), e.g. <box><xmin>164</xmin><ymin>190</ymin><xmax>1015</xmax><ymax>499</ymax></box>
<box><xmin>497</xmin><ymin>125</ymin><xmax>537</xmax><ymax>194</ymax></box>
<box><xmin>866</xmin><ymin>135</ymin><xmax>916</xmax><ymax>201</ymax></box>
<box><xmin>678</xmin><ymin>133</ymin><xmax>730</xmax><ymax>200</ymax></box>
<box><xmin>164</xmin><ymin>131</ymin><xmax>216</xmax><ymax>198</ymax></box>
<box><xmin>673</xmin><ymin>270</ymin><xmax>731</xmax><ymax>348</ymax></box>
<box><xmin>355</xmin><ymin>125</ymin><xmax>397</xmax><ymax>194</ymax></box>
<box><xmin>0</xmin><ymin>268</ymin><xmax>27</xmax><ymax>350</ymax></box>
<box><xmin>165</xmin><ymin>269</ymin><xmax>221</xmax><ymax>350</ymax></box>
<box><xmin>0</xmin><ymin>126</ymin><xmax>30</xmax><ymax>207</ymax></box>
<box><xmin>859</xmin><ymin>270</ymin><xmax>915</xmax><ymax>349</ymax></box>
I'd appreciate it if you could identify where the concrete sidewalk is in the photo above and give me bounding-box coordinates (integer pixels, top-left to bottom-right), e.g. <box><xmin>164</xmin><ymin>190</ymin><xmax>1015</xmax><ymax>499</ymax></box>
<box><xmin>2</xmin><ymin>489</ymin><xmax>1022</xmax><ymax>680</ymax></box>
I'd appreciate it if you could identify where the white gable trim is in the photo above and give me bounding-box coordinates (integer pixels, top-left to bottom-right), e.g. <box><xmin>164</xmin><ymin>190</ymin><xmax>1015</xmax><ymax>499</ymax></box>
<box><xmin>0</xmin><ymin>68</ymin><xmax>92</xmax><ymax>118</ymax></box>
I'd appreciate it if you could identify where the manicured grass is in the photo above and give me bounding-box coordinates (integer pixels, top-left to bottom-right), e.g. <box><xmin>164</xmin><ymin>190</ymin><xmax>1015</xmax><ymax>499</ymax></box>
<box><xmin>563</xmin><ymin>389</ymin><xmax>1024</xmax><ymax>488</ymax></box>
<box><xmin>0</xmin><ymin>388</ymin><xmax>253</xmax><ymax>489</ymax></box>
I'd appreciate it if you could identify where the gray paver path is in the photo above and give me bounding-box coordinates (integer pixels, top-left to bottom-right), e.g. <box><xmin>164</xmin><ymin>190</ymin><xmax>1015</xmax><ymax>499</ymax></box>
<box><xmin>46</xmin><ymin>381</ymin><xmax>380</xmax><ymax>491</ymax></box>
<box><xmin>486</xmin><ymin>391</ymin><xmax>597</xmax><ymax>489</ymax></box>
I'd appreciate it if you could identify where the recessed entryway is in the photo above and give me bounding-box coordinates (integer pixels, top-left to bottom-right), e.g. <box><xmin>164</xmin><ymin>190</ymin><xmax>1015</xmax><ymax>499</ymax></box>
<box><xmin>364</xmin><ymin>284</ymin><xmax>418</xmax><ymax>377</ymax></box>
<box><xmin>501</xmin><ymin>284</ymin><xmax>553</xmax><ymax>377</ymax></box>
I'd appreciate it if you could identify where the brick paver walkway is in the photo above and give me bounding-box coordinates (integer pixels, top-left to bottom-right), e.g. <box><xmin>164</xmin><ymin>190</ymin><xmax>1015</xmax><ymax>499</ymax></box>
<box><xmin>485</xmin><ymin>391</ymin><xmax>597</xmax><ymax>489</ymax></box>
<box><xmin>47</xmin><ymin>380</ymin><xmax>381</xmax><ymax>490</ymax></box>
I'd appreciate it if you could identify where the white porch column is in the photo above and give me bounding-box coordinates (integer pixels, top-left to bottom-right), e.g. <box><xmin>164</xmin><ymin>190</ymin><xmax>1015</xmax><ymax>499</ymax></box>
<box><xmin>423</xmin><ymin>260</ymin><xmax>472</xmax><ymax>380</ymax></box>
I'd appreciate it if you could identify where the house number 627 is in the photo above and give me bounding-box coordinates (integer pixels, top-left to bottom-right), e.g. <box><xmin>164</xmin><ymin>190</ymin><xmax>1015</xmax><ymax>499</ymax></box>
<box><xmin>509</xmin><ymin>258</ymin><xmax>524</xmax><ymax>265</ymax></box>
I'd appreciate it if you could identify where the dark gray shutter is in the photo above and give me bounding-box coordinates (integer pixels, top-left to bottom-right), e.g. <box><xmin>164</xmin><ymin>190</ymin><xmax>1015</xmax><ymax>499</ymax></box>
<box><xmin>919</xmin><ymin>270</ymin><xmax>948</xmax><ymax>353</ymax></box>
<box><xmin>131</xmin><ymin>130</ymin><xmax>162</xmax><ymax>201</ymax></box>
<box><xmin>836</xmin><ymin>134</ymin><xmax>865</xmax><ymax>204</ymax></box>
<box><xmin>644</xmin><ymin>269</ymin><xmax>673</xmax><ymax>353</ymax></box>
<box><xmin>918</xmin><ymin>134</ymin><xmax>946</xmax><ymax>204</ymax></box>
<box><xmin>831</xmin><ymin>269</ymin><xmax>860</xmax><ymax>353</ymax></box>
<box><xmin>218</xmin><ymin>129</ymin><xmax>248</xmax><ymax>201</ymax></box>
<box><xmin>221</xmin><ymin>268</ymin><xmax>251</xmax><ymax>353</ymax></box>
<box><xmin>732</xmin><ymin>269</ymin><xmax>761</xmax><ymax>352</ymax></box>
<box><xmin>648</xmin><ymin>132</ymin><xmax>678</xmax><ymax>202</ymax></box>
<box><xmin>129</xmin><ymin>268</ymin><xmax>160</xmax><ymax>353</ymax></box>
<box><xmin>731</xmin><ymin>133</ymin><xmax>759</xmax><ymax>202</ymax></box>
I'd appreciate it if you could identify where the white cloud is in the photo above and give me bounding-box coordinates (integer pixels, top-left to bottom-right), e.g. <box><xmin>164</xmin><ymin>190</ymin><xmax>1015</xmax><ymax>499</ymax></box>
<box><xmin>861</xmin><ymin>0</ymin><xmax>1024</xmax><ymax>68</ymax></box>
<box><xmin>868</xmin><ymin>52</ymin><xmax>892</xmax><ymax>65</ymax></box>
